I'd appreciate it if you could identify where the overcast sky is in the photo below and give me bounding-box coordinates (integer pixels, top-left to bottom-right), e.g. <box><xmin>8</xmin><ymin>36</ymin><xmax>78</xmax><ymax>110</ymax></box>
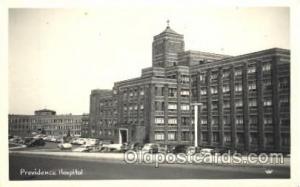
<box><xmin>9</xmin><ymin>7</ymin><xmax>289</xmax><ymax>115</ymax></box>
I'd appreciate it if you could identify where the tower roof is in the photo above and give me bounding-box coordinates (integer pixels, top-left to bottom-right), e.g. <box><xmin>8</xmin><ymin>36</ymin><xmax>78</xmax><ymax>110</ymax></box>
<box><xmin>160</xmin><ymin>26</ymin><xmax>179</xmax><ymax>35</ymax></box>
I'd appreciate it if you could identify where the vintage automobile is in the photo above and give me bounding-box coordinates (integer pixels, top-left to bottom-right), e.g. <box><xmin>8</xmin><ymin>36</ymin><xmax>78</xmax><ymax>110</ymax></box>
<box><xmin>142</xmin><ymin>143</ymin><xmax>159</xmax><ymax>154</ymax></box>
<box><xmin>72</xmin><ymin>145</ymin><xmax>93</xmax><ymax>152</ymax></box>
<box><xmin>24</xmin><ymin>137</ymin><xmax>46</xmax><ymax>147</ymax></box>
<box><xmin>57</xmin><ymin>143</ymin><xmax>72</xmax><ymax>150</ymax></box>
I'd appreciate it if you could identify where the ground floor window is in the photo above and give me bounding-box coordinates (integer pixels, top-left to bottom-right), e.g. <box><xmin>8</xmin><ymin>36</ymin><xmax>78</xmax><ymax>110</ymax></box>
<box><xmin>181</xmin><ymin>131</ymin><xmax>190</xmax><ymax>141</ymax></box>
<box><xmin>168</xmin><ymin>132</ymin><xmax>176</xmax><ymax>141</ymax></box>
<box><xmin>154</xmin><ymin>132</ymin><xmax>165</xmax><ymax>140</ymax></box>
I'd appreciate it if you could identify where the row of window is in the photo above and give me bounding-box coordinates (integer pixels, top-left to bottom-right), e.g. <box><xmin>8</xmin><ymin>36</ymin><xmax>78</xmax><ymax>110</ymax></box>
<box><xmin>9</xmin><ymin>124</ymin><xmax>82</xmax><ymax>130</ymax></box>
<box><xmin>124</xmin><ymin>104</ymin><xmax>144</xmax><ymax>111</ymax></box>
<box><xmin>198</xmin><ymin>63</ymin><xmax>272</xmax><ymax>82</ymax></box>
<box><xmin>154</xmin><ymin>131</ymin><xmax>289</xmax><ymax>146</ymax></box>
<box><xmin>155</xmin><ymin>87</ymin><xmax>190</xmax><ymax>97</ymax></box>
<box><xmin>9</xmin><ymin>118</ymin><xmax>82</xmax><ymax>124</ymax></box>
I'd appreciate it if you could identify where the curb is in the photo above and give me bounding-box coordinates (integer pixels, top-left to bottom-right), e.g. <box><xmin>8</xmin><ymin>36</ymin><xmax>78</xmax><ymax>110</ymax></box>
<box><xmin>10</xmin><ymin>150</ymin><xmax>290</xmax><ymax>169</ymax></box>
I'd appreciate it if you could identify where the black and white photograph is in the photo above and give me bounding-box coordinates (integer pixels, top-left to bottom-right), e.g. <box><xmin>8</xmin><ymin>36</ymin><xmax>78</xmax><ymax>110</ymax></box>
<box><xmin>1</xmin><ymin>1</ymin><xmax>300</xmax><ymax>186</ymax></box>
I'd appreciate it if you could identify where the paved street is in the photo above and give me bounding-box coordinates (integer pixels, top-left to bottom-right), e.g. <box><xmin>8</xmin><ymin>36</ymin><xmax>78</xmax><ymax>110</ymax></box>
<box><xmin>10</xmin><ymin>153</ymin><xmax>290</xmax><ymax>180</ymax></box>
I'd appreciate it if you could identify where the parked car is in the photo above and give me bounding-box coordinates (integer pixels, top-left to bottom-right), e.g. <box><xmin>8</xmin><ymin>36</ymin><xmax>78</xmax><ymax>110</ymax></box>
<box><xmin>101</xmin><ymin>143</ymin><xmax>123</xmax><ymax>152</ymax></box>
<box><xmin>72</xmin><ymin>145</ymin><xmax>92</xmax><ymax>152</ymax></box>
<box><xmin>172</xmin><ymin>145</ymin><xmax>188</xmax><ymax>154</ymax></box>
<box><xmin>200</xmin><ymin>148</ymin><xmax>215</xmax><ymax>155</ymax></box>
<box><xmin>142</xmin><ymin>143</ymin><xmax>159</xmax><ymax>154</ymax></box>
<box><xmin>74</xmin><ymin>138</ymin><xmax>86</xmax><ymax>145</ymax></box>
<box><xmin>25</xmin><ymin>138</ymin><xmax>46</xmax><ymax>147</ymax></box>
<box><xmin>57</xmin><ymin>143</ymin><xmax>72</xmax><ymax>150</ymax></box>
<box><xmin>186</xmin><ymin>146</ymin><xmax>201</xmax><ymax>155</ymax></box>
<box><xmin>213</xmin><ymin>147</ymin><xmax>230</xmax><ymax>155</ymax></box>
<box><xmin>85</xmin><ymin>138</ymin><xmax>99</xmax><ymax>146</ymax></box>
<box><xmin>9</xmin><ymin>136</ymin><xmax>24</xmax><ymax>144</ymax></box>
<box><xmin>128</xmin><ymin>142</ymin><xmax>143</xmax><ymax>151</ymax></box>
<box><xmin>158</xmin><ymin>144</ymin><xmax>174</xmax><ymax>154</ymax></box>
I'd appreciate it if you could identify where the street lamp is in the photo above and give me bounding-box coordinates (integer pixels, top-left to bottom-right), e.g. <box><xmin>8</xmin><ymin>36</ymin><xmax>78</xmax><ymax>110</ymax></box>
<box><xmin>191</xmin><ymin>103</ymin><xmax>202</xmax><ymax>147</ymax></box>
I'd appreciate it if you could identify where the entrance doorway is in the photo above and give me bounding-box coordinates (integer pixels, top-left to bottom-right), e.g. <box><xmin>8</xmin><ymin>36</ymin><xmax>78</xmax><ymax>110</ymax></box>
<box><xmin>119</xmin><ymin>129</ymin><xmax>128</xmax><ymax>144</ymax></box>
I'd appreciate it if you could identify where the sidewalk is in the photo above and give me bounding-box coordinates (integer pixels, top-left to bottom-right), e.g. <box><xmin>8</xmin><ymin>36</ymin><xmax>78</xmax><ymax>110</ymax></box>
<box><xmin>9</xmin><ymin>150</ymin><xmax>290</xmax><ymax>168</ymax></box>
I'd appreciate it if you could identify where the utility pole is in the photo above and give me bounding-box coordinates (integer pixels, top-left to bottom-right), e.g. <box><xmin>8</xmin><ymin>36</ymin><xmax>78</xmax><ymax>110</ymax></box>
<box><xmin>191</xmin><ymin>103</ymin><xmax>202</xmax><ymax>147</ymax></box>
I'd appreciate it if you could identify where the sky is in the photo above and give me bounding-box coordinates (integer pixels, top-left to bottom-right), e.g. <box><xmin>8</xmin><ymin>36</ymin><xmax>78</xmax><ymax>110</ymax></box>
<box><xmin>8</xmin><ymin>6</ymin><xmax>290</xmax><ymax>115</ymax></box>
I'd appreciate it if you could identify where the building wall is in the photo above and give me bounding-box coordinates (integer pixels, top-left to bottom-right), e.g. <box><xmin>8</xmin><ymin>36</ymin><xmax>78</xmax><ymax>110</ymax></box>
<box><xmin>190</xmin><ymin>48</ymin><xmax>290</xmax><ymax>153</ymax></box>
<box><xmin>9</xmin><ymin>110</ymin><xmax>84</xmax><ymax>137</ymax></box>
<box><xmin>88</xmin><ymin>26</ymin><xmax>290</xmax><ymax>153</ymax></box>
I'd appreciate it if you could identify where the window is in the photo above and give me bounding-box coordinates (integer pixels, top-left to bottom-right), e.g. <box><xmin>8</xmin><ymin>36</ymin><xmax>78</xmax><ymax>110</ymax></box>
<box><xmin>202</xmin><ymin>132</ymin><xmax>208</xmax><ymax>142</ymax></box>
<box><xmin>237</xmin><ymin>133</ymin><xmax>244</xmax><ymax>144</ymax></box>
<box><xmin>155</xmin><ymin>101</ymin><xmax>165</xmax><ymax>111</ymax></box>
<box><xmin>279</xmin><ymin>78</ymin><xmax>289</xmax><ymax>89</ymax></box>
<box><xmin>222</xmin><ymin>85</ymin><xmax>230</xmax><ymax>93</ymax></box>
<box><xmin>155</xmin><ymin>87</ymin><xmax>164</xmax><ymax>96</ymax></box>
<box><xmin>281</xmin><ymin>133</ymin><xmax>290</xmax><ymax>146</ymax></box>
<box><xmin>168</xmin><ymin>88</ymin><xmax>177</xmax><ymax>97</ymax></box>
<box><xmin>155</xmin><ymin>118</ymin><xmax>164</xmax><ymax>124</ymax></box>
<box><xmin>181</xmin><ymin>104</ymin><xmax>190</xmax><ymax>111</ymax></box>
<box><xmin>223</xmin><ymin>101</ymin><xmax>230</xmax><ymax>109</ymax></box>
<box><xmin>222</xmin><ymin>71</ymin><xmax>230</xmax><ymax>78</ymax></box>
<box><xmin>236</xmin><ymin>116</ymin><xmax>243</xmax><ymax>125</ymax></box>
<box><xmin>265</xmin><ymin>133</ymin><xmax>274</xmax><ymax>145</ymax></box>
<box><xmin>212</xmin><ymin>118</ymin><xmax>219</xmax><ymax>125</ymax></box>
<box><xmin>212</xmin><ymin>101</ymin><xmax>218</xmax><ymax>110</ymax></box>
<box><xmin>262</xmin><ymin>63</ymin><xmax>271</xmax><ymax>71</ymax></box>
<box><xmin>210</xmin><ymin>87</ymin><xmax>218</xmax><ymax>94</ymax></box>
<box><xmin>263</xmin><ymin>117</ymin><xmax>273</xmax><ymax>125</ymax></box>
<box><xmin>263</xmin><ymin>99</ymin><xmax>272</xmax><ymax>106</ymax></box>
<box><xmin>180</xmin><ymin>75</ymin><xmax>190</xmax><ymax>84</ymax></box>
<box><xmin>140</xmin><ymin>104</ymin><xmax>144</xmax><ymax>110</ymax></box>
<box><xmin>210</xmin><ymin>73</ymin><xmax>218</xmax><ymax>80</ymax></box>
<box><xmin>181</xmin><ymin>131</ymin><xmax>190</xmax><ymax>141</ymax></box>
<box><xmin>200</xmin><ymin>88</ymin><xmax>207</xmax><ymax>95</ymax></box>
<box><xmin>168</xmin><ymin>118</ymin><xmax>177</xmax><ymax>125</ymax></box>
<box><xmin>201</xmin><ymin>102</ymin><xmax>207</xmax><ymax>110</ymax></box>
<box><xmin>249</xmin><ymin>116</ymin><xmax>257</xmax><ymax>124</ymax></box>
<box><xmin>223</xmin><ymin>116</ymin><xmax>231</xmax><ymax>125</ymax></box>
<box><xmin>250</xmin><ymin>133</ymin><xmax>258</xmax><ymax>144</ymax></box>
<box><xmin>180</xmin><ymin>90</ymin><xmax>190</xmax><ymax>96</ymax></box>
<box><xmin>213</xmin><ymin>132</ymin><xmax>219</xmax><ymax>142</ymax></box>
<box><xmin>224</xmin><ymin>133</ymin><xmax>231</xmax><ymax>143</ymax></box>
<box><xmin>249</xmin><ymin>99</ymin><xmax>257</xmax><ymax>107</ymax></box>
<box><xmin>168</xmin><ymin>132</ymin><xmax>176</xmax><ymax>141</ymax></box>
<box><xmin>168</xmin><ymin>103</ymin><xmax>177</xmax><ymax>110</ymax></box>
<box><xmin>181</xmin><ymin>117</ymin><xmax>190</xmax><ymax>126</ymax></box>
<box><xmin>199</xmin><ymin>74</ymin><xmax>206</xmax><ymax>82</ymax></box>
<box><xmin>235</xmin><ymin>100</ymin><xmax>243</xmax><ymax>108</ymax></box>
<box><xmin>155</xmin><ymin>132</ymin><xmax>165</xmax><ymax>140</ymax></box>
<box><xmin>200</xmin><ymin>119</ymin><xmax>207</xmax><ymax>125</ymax></box>
<box><xmin>248</xmin><ymin>82</ymin><xmax>256</xmax><ymax>90</ymax></box>
<box><xmin>140</xmin><ymin>90</ymin><xmax>144</xmax><ymax>96</ymax></box>
<box><xmin>248</xmin><ymin>66</ymin><xmax>256</xmax><ymax>74</ymax></box>
<box><xmin>235</xmin><ymin>84</ymin><xmax>243</xmax><ymax>92</ymax></box>
<box><xmin>234</xmin><ymin>69</ymin><xmax>242</xmax><ymax>76</ymax></box>
<box><xmin>280</xmin><ymin>119</ymin><xmax>290</xmax><ymax>126</ymax></box>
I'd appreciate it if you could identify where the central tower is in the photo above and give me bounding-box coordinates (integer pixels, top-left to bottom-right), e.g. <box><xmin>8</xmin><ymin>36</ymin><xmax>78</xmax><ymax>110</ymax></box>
<box><xmin>152</xmin><ymin>21</ymin><xmax>185</xmax><ymax>67</ymax></box>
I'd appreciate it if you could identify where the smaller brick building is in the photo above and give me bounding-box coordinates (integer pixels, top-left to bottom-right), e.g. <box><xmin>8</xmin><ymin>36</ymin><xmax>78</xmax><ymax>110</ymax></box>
<box><xmin>9</xmin><ymin>109</ymin><xmax>86</xmax><ymax>137</ymax></box>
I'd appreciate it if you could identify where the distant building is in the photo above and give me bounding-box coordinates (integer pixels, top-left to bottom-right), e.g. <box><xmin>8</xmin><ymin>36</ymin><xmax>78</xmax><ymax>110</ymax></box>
<box><xmin>89</xmin><ymin>24</ymin><xmax>290</xmax><ymax>153</ymax></box>
<box><xmin>9</xmin><ymin>109</ymin><xmax>85</xmax><ymax>137</ymax></box>
<box><xmin>81</xmin><ymin>113</ymin><xmax>90</xmax><ymax>137</ymax></box>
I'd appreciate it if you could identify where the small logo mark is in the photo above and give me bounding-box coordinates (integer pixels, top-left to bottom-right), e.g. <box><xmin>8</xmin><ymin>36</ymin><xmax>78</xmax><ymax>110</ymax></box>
<box><xmin>265</xmin><ymin>169</ymin><xmax>273</xmax><ymax>174</ymax></box>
